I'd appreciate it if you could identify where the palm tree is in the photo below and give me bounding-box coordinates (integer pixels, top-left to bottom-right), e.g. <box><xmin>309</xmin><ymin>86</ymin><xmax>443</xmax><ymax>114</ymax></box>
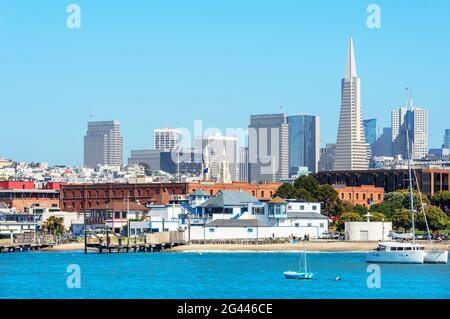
<box><xmin>43</xmin><ymin>216</ymin><xmax>65</xmax><ymax>237</ymax></box>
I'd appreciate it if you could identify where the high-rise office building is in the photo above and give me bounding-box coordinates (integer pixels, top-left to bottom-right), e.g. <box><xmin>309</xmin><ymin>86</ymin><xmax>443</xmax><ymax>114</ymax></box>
<box><xmin>287</xmin><ymin>115</ymin><xmax>320</xmax><ymax>175</ymax></box>
<box><xmin>372</xmin><ymin>127</ymin><xmax>393</xmax><ymax>157</ymax></box>
<box><xmin>196</xmin><ymin>133</ymin><xmax>238</xmax><ymax>182</ymax></box>
<box><xmin>391</xmin><ymin>106</ymin><xmax>428</xmax><ymax>160</ymax></box>
<box><xmin>237</xmin><ymin>147</ymin><xmax>249</xmax><ymax>182</ymax></box>
<box><xmin>318</xmin><ymin>143</ymin><xmax>336</xmax><ymax>172</ymax></box>
<box><xmin>154</xmin><ymin>128</ymin><xmax>182</xmax><ymax>150</ymax></box>
<box><xmin>128</xmin><ymin>149</ymin><xmax>202</xmax><ymax>176</ymax></box>
<box><xmin>443</xmin><ymin>129</ymin><xmax>450</xmax><ymax>149</ymax></box>
<box><xmin>334</xmin><ymin>38</ymin><xmax>370</xmax><ymax>170</ymax></box>
<box><xmin>84</xmin><ymin>120</ymin><xmax>123</xmax><ymax>168</ymax></box>
<box><xmin>248</xmin><ymin>114</ymin><xmax>289</xmax><ymax>182</ymax></box>
<box><xmin>363</xmin><ymin>118</ymin><xmax>377</xmax><ymax>146</ymax></box>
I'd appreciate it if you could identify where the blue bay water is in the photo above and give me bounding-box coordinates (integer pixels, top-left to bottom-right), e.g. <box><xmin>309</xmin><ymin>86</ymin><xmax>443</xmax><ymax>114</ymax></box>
<box><xmin>0</xmin><ymin>251</ymin><xmax>448</xmax><ymax>299</ymax></box>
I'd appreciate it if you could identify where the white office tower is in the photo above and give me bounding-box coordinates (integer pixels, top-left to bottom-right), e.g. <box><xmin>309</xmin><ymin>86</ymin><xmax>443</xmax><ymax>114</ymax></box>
<box><xmin>84</xmin><ymin>120</ymin><xmax>123</xmax><ymax>168</ymax></box>
<box><xmin>392</xmin><ymin>105</ymin><xmax>428</xmax><ymax>160</ymax></box>
<box><xmin>334</xmin><ymin>38</ymin><xmax>370</xmax><ymax>171</ymax></box>
<box><xmin>154</xmin><ymin>128</ymin><xmax>182</xmax><ymax>150</ymax></box>
<box><xmin>237</xmin><ymin>147</ymin><xmax>249</xmax><ymax>182</ymax></box>
<box><xmin>197</xmin><ymin>133</ymin><xmax>238</xmax><ymax>183</ymax></box>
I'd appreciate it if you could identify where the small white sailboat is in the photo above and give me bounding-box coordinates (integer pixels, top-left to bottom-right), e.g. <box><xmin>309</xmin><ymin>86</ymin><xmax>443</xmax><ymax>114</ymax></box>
<box><xmin>284</xmin><ymin>243</ymin><xmax>314</xmax><ymax>279</ymax></box>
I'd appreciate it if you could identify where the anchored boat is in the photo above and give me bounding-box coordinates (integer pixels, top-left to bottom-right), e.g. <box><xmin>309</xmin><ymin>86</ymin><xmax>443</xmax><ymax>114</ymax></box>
<box><xmin>366</xmin><ymin>90</ymin><xmax>448</xmax><ymax>264</ymax></box>
<box><xmin>284</xmin><ymin>243</ymin><xmax>314</xmax><ymax>279</ymax></box>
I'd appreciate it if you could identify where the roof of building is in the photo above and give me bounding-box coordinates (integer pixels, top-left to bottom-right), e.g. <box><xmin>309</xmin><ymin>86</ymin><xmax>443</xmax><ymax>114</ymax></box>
<box><xmin>190</xmin><ymin>189</ymin><xmax>210</xmax><ymax>196</ymax></box>
<box><xmin>268</xmin><ymin>196</ymin><xmax>287</xmax><ymax>204</ymax></box>
<box><xmin>206</xmin><ymin>219</ymin><xmax>269</xmax><ymax>227</ymax></box>
<box><xmin>287</xmin><ymin>212</ymin><xmax>330</xmax><ymax>220</ymax></box>
<box><xmin>0</xmin><ymin>189</ymin><xmax>58</xmax><ymax>194</ymax></box>
<box><xmin>198</xmin><ymin>190</ymin><xmax>260</xmax><ymax>208</ymax></box>
<box><xmin>83</xmin><ymin>202</ymin><xmax>149</xmax><ymax>212</ymax></box>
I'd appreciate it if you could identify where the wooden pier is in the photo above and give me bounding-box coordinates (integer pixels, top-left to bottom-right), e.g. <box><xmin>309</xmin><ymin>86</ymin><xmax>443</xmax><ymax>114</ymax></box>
<box><xmin>0</xmin><ymin>243</ymin><xmax>53</xmax><ymax>253</ymax></box>
<box><xmin>85</xmin><ymin>241</ymin><xmax>184</xmax><ymax>253</ymax></box>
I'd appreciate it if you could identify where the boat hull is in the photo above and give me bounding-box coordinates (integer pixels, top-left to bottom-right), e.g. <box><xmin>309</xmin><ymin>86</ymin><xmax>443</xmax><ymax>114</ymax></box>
<box><xmin>366</xmin><ymin>250</ymin><xmax>424</xmax><ymax>264</ymax></box>
<box><xmin>423</xmin><ymin>250</ymin><xmax>448</xmax><ymax>264</ymax></box>
<box><xmin>283</xmin><ymin>271</ymin><xmax>314</xmax><ymax>280</ymax></box>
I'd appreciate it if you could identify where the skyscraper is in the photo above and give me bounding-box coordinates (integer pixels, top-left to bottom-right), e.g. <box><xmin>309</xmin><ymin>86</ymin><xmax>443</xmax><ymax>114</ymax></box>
<box><xmin>237</xmin><ymin>147</ymin><xmax>249</xmax><ymax>182</ymax></box>
<box><xmin>287</xmin><ymin>115</ymin><xmax>320</xmax><ymax>175</ymax></box>
<box><xmin>248</xmin><ymin>114</ymin><xmax>289</xmax><ymax>182</ymax></box>
<box><xmin>372</xmin><ymin>127</ymin><xmax>393</xmax><ymax>157</ymax></box>
<box><xmin>363</xmin><ymin>118</ymin><xmax>377</xmax><ymax>146</ymax></box>
<box><xmin>334</xmin><ymin>38</ymin><xmax>370</xmax><ymax>170</ymax></box>
<box><xmin>443</xmin><ymin>129</ymin><xmax>450</xmax><ymax>149</ymax></box>
<box><xmin>84</xmin><ymin>120</ymin><xmax>123</xmax><ymax>168</ymax></box>
<box><xmin>391</xmin><ymin>106</ymin><xmax>428</xmax><ymax>160</ymax></box>
<box><xmin>318</xmin><ymin>143</ymin><xmax>336</xmax><ymax>172</ymax></box>
<box><xmin>154</xmin><ymin>128</ymin><xmax>182</xmax><ymax>150</ymax></box>
<box><xmin>196</xmin><ymin>133</ymin><xmax>238</xmax><ymax>182</ymax></box>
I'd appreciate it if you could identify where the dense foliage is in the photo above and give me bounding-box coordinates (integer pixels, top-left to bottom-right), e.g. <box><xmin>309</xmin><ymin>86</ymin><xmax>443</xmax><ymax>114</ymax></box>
<box><xmin>276</xmin><ymin>179</ymin><xmax>449</xmax><ymax>232</ymax></box>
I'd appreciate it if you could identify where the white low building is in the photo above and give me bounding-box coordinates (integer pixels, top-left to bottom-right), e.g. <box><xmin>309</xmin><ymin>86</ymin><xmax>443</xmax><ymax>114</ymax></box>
<box><xmin>185</xmin><ymin>191</ymin><xmax>330</xmax><ymax>240</ymax></box>
<box><xmin>345</xmin><ymin>221</ymin><xmax>392</xmax><ymax>241</ymax></box>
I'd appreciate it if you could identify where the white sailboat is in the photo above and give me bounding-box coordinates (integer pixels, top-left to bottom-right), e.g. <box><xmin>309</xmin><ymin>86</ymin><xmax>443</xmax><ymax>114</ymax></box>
<box><xmin>367</xmin><ymin>90</ymin><xmax>448</xmax><ymax>264</ymax></box>
<box><xmin>284</xmin><ymin>242</ymin><xmax>314</xmax><ymax>279</ymax></box>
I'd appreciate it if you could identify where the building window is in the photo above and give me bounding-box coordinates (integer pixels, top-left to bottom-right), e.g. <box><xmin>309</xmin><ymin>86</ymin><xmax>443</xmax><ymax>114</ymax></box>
<box><xmin>300</xmin><ymin>205</ymin><xmax>304</xmax><ymax>210</ymax></box>
<box><xmin>363</xmin><ymin>194</ymin><xmax>366</xmax><ymax>200</ymax></box>
<box><xmin>287</xmin><ymin>205</ymin><xmax>292</xmax><ymax>210</ymax></box>
<box><xmin>307</xmin><ymin>223</ymin><xmax>312</xmax><ymax>227</ymax></box>
<box><xmin>295</xmin><ymin>223</ymin><xmax>299</xmax><ymax>227</ymax></box>
<box><xmin>261</xmin><ymin>191</ymin><xmax>265</xmax><ymax>197</ymax></box>
<box><xmin>320</xmin><ymin>223</ymin><xmax>324</xmax><ymax>228</ymax></box>
<box><xmin>114</xmin><ymin>211</ymin><xmax>121</xmax><ymax>219</ymax></box>
<box><xmin>209</xmin><ymin>228</ymin><xmax>215</xmax><ymax>233</ymax></box>
<box><xmin>378</xmin><ymin>194</ymin><xmax>381</xmax><ymax>200</ymax></box>
<box><xmin>312</xmin><ymin>205</ymin><xmax>317</xmax><ymax>211</ymax></box>
<box><xmin>247</xmin><ymin>228</ymin><xmax>253</xmax><ymax>233</ymax></box>
<box><xmin>252</xmin><ymin>207</ymin><xmax>264</xmax><ymax>215</ymax></box>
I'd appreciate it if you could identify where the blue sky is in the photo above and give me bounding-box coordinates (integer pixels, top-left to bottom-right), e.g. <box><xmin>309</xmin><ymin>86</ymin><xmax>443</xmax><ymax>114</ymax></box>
<box><xmin>0</xmin><ymin>0</ymin><xmax>449</xmax><ymax>165</ymax></box>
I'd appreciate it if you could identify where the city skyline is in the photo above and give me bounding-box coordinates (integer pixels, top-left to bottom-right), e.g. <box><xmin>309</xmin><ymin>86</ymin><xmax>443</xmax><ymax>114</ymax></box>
<box><xmin>1</xmin><ymin>1</ymin><xmax>449</xmax><ymax>165</ymax></box>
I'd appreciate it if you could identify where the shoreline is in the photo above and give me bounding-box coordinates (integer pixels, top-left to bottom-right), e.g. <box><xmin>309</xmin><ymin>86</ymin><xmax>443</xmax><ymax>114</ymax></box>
<box><xmin>36</xmin><ymin>241</ymin><xmax>449</xmax><ymax>253</ymax></box>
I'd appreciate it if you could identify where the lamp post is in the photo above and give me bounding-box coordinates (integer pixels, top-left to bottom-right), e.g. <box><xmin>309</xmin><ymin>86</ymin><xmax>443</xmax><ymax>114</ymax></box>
<box><xmin>127</xmin><ymin>196</ymin><xmax>130</xmax><ymax>247</ymax></box>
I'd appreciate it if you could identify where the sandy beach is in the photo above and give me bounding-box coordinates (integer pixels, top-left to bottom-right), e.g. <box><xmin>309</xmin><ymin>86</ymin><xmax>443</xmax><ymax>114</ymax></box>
<box><xmin>168</xmin><ymin>241</ymin><xmax>450</xmax><ymax>252</ymax></box>
<box><xmin>37</xmin><ymin>240</ymin><xmax>449</xmax><ymax>252</ymax></box>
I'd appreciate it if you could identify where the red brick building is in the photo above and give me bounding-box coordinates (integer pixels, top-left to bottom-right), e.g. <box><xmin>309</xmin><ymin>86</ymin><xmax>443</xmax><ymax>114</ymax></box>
<box><xmin>333</xmin><ymin>184</ymin><xmax>384</xmax><ymax>207</ymax></box>
<box><xmin>60</xmin><ymin>181</ymin><xmax>282</xmax><ymax>212</ymax></box>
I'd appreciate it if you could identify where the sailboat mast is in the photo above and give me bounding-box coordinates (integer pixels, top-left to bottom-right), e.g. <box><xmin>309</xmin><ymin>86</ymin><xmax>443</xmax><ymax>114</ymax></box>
<box><xmin>405</xmin><ymin>88</ymin><xmax>416</xmax><ymax>245</ymax></box>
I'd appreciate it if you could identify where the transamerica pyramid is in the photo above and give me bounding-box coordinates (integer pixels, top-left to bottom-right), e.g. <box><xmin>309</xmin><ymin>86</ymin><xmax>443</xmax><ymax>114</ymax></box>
<box><xmin>334</xmin><ymin>38</ymin><xmax>370</xmax><ymax>171</ymax></box>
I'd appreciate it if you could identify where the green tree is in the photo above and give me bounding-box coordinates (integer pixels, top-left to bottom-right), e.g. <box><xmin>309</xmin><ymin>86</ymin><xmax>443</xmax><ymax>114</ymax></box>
<box><xmin>336</xmin><ymin>212</ymin><xmax>362</xmax><ymax>231</ymax></box>
<box><xmin>275</xmin><ymin>183</ymin><xmax>297</xmax><ymax>199</ymax></box>
<box><xmin>293</xmin><ymin>176</ymin><xmax>320</xmax><ymax>195</ymax></box>
<box><xmin>431</xmin><ymin>191</ymin><xmax>450</xmax><ymax>213</ymax></box>
<box><xmin>417</xmin><ymin>206</ymin><xmax>448</xmax><ymax>231</ymax></box>
<box><xmin>316</xmin><ymin>184</ymin><xmax>340</xmax><ymax>215</ymax></box>
<box><xmin>43</xmin><ymin>216</ymin><xmax>65</xmax><ymax>236</ymax></box>
<box><xmin>392</xmin><ymin>209</ymin><xmax>412</xmax><ymax>231</ymax></box>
